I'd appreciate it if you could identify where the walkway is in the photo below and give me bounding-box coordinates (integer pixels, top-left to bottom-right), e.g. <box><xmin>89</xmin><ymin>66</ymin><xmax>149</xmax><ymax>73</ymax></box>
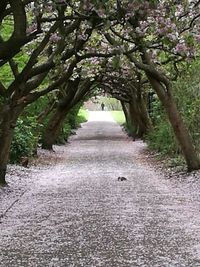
<box><xmin>0</xmin><ymin>111</ymin><xmax>200</xmax><ymax>266</ymax></box>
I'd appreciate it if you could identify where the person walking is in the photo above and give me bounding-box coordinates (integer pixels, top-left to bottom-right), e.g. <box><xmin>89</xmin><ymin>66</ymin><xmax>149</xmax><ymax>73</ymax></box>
<box><xmin>101</xmin><ymin>102</ymin><xmax>105</xmax><ymax>111</ymax></box>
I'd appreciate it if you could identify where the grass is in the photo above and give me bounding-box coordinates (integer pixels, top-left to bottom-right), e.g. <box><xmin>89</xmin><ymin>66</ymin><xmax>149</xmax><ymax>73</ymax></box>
<box><xmin>110</xmin><ymin>111</ymin><xmax>125</xmax><ymax>125</ymax></box>
<box><xmin>77</xmin><ymin>108</ymin><xmax>89</xmax><ymax>123</ymax></box>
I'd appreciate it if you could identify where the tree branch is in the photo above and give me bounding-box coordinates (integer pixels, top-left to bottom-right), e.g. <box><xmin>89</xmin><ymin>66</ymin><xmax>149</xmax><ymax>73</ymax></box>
<box><xmin>0</xmin><ymin>81</ymin><xmax>6</xmax><ymax>96</ymax></box>
<box><xmin>9</xmin><ymin>59</ymin><xmax>19</xmax><ymax>78</ymax></box>
<box><xmin>24</xmin><ymin>59</ymin><xmax>79</xmax><ymax>104</ymax></box>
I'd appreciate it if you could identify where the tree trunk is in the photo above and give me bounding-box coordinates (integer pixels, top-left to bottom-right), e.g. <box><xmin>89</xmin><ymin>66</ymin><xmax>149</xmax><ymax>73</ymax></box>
<box><xmin>121</xmin><ymin>101</ymin><xmax>130</xmax><ymax>125</ymax></box>
<box><xmin>37</xmin><ymin>99</ymin><xmax>56</xmax><ymax>124</ymax></box>
<box><xmin>42</xmin><ymin>78</ymin><xmax>93</xmax><ymax>150</ymax></box>
<box><xmin>42</xmin><ymin>108</ymin><xmax>68</xmax><ymax>150</ymax></box>
<box><xmin>128</xmin><ymin>102</ymin><xmax>139</xmax><ymax>136</ymax></box>
<box><xmin>0</xmin><ymin>105</ymin><xmax>21</xmax><ymax>185</ymax></box>
<box><xmin>128</xmin><ymin>98</ymin><xmax>152</xmax><ymax>138</ymax></box>
<box><xmin>136</xmin><ymin>95</ymin><xmax>153</xmax><ymax>135</ymax></box>
<box><xmin>148</xmin><ymin>76</ymin><xmax>200</xmax><ymax>171</ymax></box>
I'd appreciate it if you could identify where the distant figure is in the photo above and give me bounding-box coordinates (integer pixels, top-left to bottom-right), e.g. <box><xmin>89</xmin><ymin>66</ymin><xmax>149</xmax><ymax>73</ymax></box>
<box><xmin>101</xmin><ymin>102</ymin><xmax>105</xmax><ymax>111</ymax></box>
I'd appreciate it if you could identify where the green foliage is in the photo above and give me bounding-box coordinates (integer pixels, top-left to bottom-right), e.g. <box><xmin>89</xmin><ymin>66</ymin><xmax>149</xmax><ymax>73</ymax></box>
<box><xmin>111</xmin><ymin>111</ymin><xmax>125</xmax><ymax>125</ymax></box>
<box><xmin>146</xmin><ymin>115</ymin><xmax>179</xmax><ymax>155</ymax></box>
<box><xmin>174</xmin><ymin>60</ymin><xmax>200</xmax><ymax>151</ymax></box>
<box><xmin>56</xmin><ymin>106</ymin><xmax>88</xmax><ymax>144</ymax></box>
<box><xmin>0</xmin><ymin>18</ymin><xmax>14</xmax><ymax>41</ymax></box>
<box><xmin>10</xmin><ymin>116</ymin><xmax>39</xmax><ymax>163</ymax></box>
<box><xmin>111</xmin><ymin>110</ymin><xmax>136</xmax><ymax>138</ymax></box>
<box><xmin>0</xmin><ymin>52</ymin><xmax>29</xmax><ymax>88</ymax></box>
<box><xmin>123</xmin><ymin>121</ymin><xmax>136</xmax><ymax>138</ymax></box>
<box><xmin>76</xmin><ymin>108</ymin><xmax>89</xmax><ymax>124</ymax></box>
<box><xmin>146</xmin><ymin>59</ymin><xmax>200</xmax><ymax>159</ymax></box>
<box><xmin>112</xmin><ymin>56</ymin><xmax>121</xmax><ymax>70</ymax></box>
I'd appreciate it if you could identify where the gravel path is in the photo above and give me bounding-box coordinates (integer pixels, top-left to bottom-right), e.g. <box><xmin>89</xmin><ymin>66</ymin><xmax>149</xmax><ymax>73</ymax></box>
<box><xmin>0</xmin><ymin>111</ymin><xmax>200</xmax><ymax>267</ymax></box>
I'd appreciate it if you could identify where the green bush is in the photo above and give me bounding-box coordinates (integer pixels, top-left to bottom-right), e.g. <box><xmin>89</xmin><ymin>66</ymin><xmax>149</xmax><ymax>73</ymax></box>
<box><xmin>146</xmin><ymin>116</ymin><xmax>179</xmax><ymax>155</ymax></box>
<box><xmin>10</xmin><ymin>117</ymin><xmax>39</xmax><ymax>163</ymax></box>
<box><xmin>76</xmin><ymin>108</ymin><xmax>89</xmax><ymax>124</ymax></box>
<box><xmin>111</xmin><ymin>111</ymin><xmax>125</xmax><ymax>125</ymax></box>
<box><xmin>56</xmin><ymin>106</ymin><xmax>88</xmax><ymax>144</ymax></box>
<box><xmin>146</xmin><ymin>59</ymin><xmax>200</xmax><ymax>159</ymax></box>
<box><xmin>123</xmin><ymin>122</ymin><xmax>137</xmax><ymax>138</ymax></box>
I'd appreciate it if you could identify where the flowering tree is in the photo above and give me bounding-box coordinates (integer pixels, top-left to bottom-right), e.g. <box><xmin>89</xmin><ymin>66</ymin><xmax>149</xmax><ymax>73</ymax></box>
<box><xmin>87</xmin><ymin>0</ymin><xmax>200</xmax><ymax>170</ymax></box>
<box><xmin>100</xmin><ymin>61</ymin><xmax>153</xmax><ymax>137</ymax></box>
<box><xmin>41</xmin><ymin>77</ymin><xmax>96</xmax><ymax>149</ymax></box>
<box><xmin>0</xmin><ymin>0</ymin><xmax>95</xmax><ymax>184</ymax></box>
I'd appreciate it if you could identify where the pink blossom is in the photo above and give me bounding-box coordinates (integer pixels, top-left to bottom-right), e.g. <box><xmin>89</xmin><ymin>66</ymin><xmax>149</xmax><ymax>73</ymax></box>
<box><xmin>157</xmin><ymin>27</ymin><xmax>167</xmax><ymax>36</ymax></box>
<box><xmin>167</xmin><ymin>33</ymin><xmax>178</xmax><ymax>42</ymax></box>
<box><xmin>26</xmin><ymin>23</ymin><xmax>37</xmax><ymax>34</ymax></box>
<box><xmin>196</xmin><ymin>34</ymin><xmax>200</xmax><ymax>42</ymax></box>
<box><xmin>50</xmin><ymin>33</ymin><xmax>62</xmax><ymax>42</ymax></box>
<box><xmin>175</xmin><ymin>43</ymin><xmax>188</xmax><ymax>56</ymax></box>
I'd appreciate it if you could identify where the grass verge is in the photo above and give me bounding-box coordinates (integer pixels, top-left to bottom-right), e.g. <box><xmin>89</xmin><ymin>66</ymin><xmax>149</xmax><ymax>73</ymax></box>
<box><xmin>77</xmin><ymin>108</ymin><xmax>89</xmax><ymax>124</ymax></box>
<box><xmin>110</xmin><ymin>111</ymin><xmax>125</xmax><ymax>125</ymax></box>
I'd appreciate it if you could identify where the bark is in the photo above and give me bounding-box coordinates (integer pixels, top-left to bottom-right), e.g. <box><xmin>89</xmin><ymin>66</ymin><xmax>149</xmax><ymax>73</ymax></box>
<box><xmin>0</xmin><ymin>0</ymin><xmax>28</xmax><ymax>62</ymax></box>
<box><xmin>37</xmin><ymin>100</ymin><xmax>56</xmax><ymax>124</ymax></box>
<box><xmin>10</xmin><ymin>0</ymin><xmax>26</xmax><ymax>38</ymax></box>
<box><xmin>0</xmin><ymin>0</ymin><xmax>8</xmax><ymax>22</ymax></box>
<box><xmin>0</xmin><ymin>36</ymin><xmax>28</xmax><ymax>62</ymax></box>
<box><xmin>42</xmin><ymin>79</ymin><xmax>93</xmax><ymax>150</ymax></box>
<box><xmin>128</xmin><ymin>85</ymin><xmax>153</xmax><ymax>138</ymax></box>
<box><xmin>42</xmin><ymin>108</ymin><xmax>68</xmax><ymax>150</ymax></box>
<box><xmin>136</xmin><ymin>93</ymin><xmax>153</xmax><ymax>135</ymax></box>
<box><xmin>128</xmin><ymin>102</ymin><xmax>139</xmax><ymax>136</ymax></box>
<box><xmin>0</xmin><ymin>104</ymin><xmax>22</xmax><ymax>184</ymax></box>
<box><xmin>121</xmin><ymin>101</ymin><xmax>129</xmax><ymax>125</ymax></box>
<box><xmin>42</xmin><ymin>79</ymin><xmax>81</xmax><ymax>150</ymax></box>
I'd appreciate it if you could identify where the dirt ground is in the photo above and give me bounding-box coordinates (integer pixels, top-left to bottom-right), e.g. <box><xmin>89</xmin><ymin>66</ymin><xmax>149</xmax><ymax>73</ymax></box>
<box><xmin>0</xmin><ymin>111</ymin><xmax>200</xmax><ymax>267</ymax></box>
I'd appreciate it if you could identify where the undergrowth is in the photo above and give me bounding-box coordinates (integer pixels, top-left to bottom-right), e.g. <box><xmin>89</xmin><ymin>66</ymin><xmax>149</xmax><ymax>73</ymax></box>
<box><xmin>146</xmin><ymin>60</ymin><xmax>200</xmax><ymax>166</ymax></box>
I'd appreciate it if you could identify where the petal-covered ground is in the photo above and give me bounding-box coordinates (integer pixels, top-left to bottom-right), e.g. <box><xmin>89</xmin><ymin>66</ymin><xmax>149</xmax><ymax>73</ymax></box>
<box><xmin>0</xmin><ymin>111</ymin><xmax>200</xmax><ymax>267</ymax></box>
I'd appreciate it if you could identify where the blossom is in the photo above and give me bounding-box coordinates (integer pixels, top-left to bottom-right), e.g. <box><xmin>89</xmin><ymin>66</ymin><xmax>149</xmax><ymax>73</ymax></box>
<box><xmin>50</xmin><ymin>33</ymin><xmax>62</xmax><ymax>42</ymax></box>
<box><xmin>175</xmin><ymin>43</ymin><xmax>188</xmax><ymax>54</ymax></box>
<box><xmin>196</xmin><ymin>34</ymin><xmax>200</xmax><ymax>42</ymax></box>
<box><xmin>167</xmin><ymin>33</ymin><xmax>178</xmax><ymax>42</ymax></box>
<box><xmin>26</xmin><ymin>23</ymin><xmax>37</xmax><ymax>34</ymax></box>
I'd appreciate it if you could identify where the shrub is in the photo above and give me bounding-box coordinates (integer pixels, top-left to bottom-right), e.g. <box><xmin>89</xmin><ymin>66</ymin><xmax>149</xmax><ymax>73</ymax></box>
<box><xmin>56</xmin><ymin>106</ymin><xmax>88</xmax><ymax>144</ymax></box>
<box><xmin>10</xmin><ymin>117</ymin><xmax>39</xmax><ymax>163</ymax></box>
<box><xmin>146</xmin><ymin>115</ymin><xmax>179</xmax><ymax>155</ymax></box>
<box><xmin>146</xmin><ymin>59</ymin><xmax>200</xmax><ymax>159</ymax></box>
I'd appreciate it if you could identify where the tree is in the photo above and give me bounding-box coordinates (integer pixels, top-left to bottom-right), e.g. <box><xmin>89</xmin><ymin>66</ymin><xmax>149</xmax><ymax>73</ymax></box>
<box><xmin>100</xmin><ymin>0</ymin><xmax>200</xmax><ymax>170</ymax></box>
<box><xmin>42</xmin><ymin>77</ymin><xmax>95</xmax><ymax>149</ymax></box>
<box><xmin>101</xmin><ymin>63</ymin><xmax>153</xmax><ymax>137</ymax></box>
<box><xmin>0</xmin><ymin>1</ymin><xmax>94</xmax><ymax>184</ymax></box>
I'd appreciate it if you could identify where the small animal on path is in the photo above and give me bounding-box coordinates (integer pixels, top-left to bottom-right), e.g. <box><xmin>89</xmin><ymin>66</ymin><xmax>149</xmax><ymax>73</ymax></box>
<box><xmin>117</xmin><ymin>176</ymin><xmax>127</xmax><ymax>181</ymax></box>
<box><xmin>21</xmin><ymin>157</ymin><xmax>29</xmax><ymax>168</ymax></box>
